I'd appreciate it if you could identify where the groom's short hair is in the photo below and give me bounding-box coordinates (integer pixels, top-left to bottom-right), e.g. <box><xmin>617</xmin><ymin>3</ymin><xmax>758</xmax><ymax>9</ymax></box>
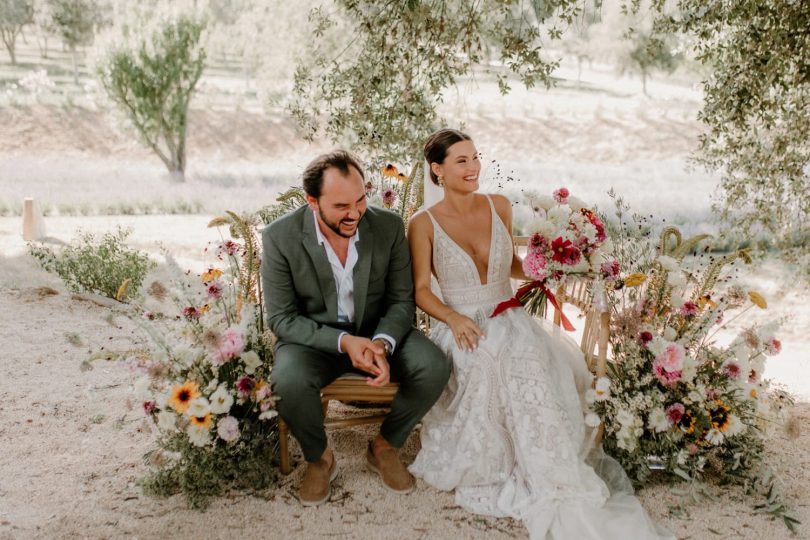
<box><xmin>302</xmin><ymin>150</ymin><xmax>365</xmax><ymax>199</ymax></box>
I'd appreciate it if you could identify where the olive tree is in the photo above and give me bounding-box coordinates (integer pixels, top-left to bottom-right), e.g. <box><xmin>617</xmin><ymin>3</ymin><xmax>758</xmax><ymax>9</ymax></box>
<box><xmin>289</xmin><ymin>0</ymin><xmax>582</xmax><ymax>209</ymax></box>
<box><xmin>98</xmin><ymin>15</ymin><xmax>206</xmax><ymax>181</ymax></box>
<box><xmin>640</xmin><ymin>0</ymin><xmax>810</xmax><ymax>265</ymax></box>
<box><xmin>0</xmin><ymin>0</ymin><xmax>33</xmax><ymax>65</ymax></box>
<box><xmin>49</xmin><ymin>0</ymin><xmax>99</xmax><ymax>82</ymax></box>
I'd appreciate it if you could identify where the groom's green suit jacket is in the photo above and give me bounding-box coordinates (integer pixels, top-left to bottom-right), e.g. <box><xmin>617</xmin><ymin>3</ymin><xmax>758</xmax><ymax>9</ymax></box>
<box><xmin>261</xmin><ymin>205</ymin><xmax>416</xmax><ymax>353</ymax></box>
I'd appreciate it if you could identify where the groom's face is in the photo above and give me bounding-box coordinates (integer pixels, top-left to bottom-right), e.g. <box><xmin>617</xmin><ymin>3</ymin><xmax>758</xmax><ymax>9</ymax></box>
<box><xmin>309</xmin><ymin>165</ymin><xmax>367</xmax><ymax>239</ymax></box>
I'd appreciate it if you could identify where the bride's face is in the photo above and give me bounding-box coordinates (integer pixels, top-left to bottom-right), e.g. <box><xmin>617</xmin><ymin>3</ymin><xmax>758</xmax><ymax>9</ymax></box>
<box><xmin>434</xmin><ymin>140</ymin><xmax>481</xmax><ymax>192</ymax></box>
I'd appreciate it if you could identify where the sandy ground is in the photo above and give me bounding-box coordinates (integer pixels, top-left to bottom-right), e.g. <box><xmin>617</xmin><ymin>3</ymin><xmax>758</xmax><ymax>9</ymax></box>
<box><xmin>1</xmin><ymin>214</ymin><xmax>808</xmax><ymax>540</ymax></box>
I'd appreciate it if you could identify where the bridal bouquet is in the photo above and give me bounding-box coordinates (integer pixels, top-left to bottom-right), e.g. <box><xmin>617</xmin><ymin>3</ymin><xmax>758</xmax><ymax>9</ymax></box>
<box><xmin>493</xmin><ymin>187</ymin><xmax>613</xmax><ymax>326</ymax></box>
<box><xmin>126</xmin><ymin>213</ymin><xmax>279</xmax><ymax>508</ymax></box>
<box><xmin>592</xmin><ymin>193</ymin><xmax>796</xmax><ymax>529</ymax></box>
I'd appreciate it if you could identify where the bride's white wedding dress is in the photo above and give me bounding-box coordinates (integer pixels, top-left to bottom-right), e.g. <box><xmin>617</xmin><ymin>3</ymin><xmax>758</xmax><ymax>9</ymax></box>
<box><xmin>409</xmin><ymin>195</ymin><xmax>673</xmax><ymax>540</ymax></box>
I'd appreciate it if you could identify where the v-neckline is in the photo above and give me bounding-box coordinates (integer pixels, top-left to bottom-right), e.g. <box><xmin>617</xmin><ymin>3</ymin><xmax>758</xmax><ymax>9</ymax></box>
<box><xmin>428</xmin><ymin>196</ymin><xmax>496</xmax><ymax>287</ymax></box>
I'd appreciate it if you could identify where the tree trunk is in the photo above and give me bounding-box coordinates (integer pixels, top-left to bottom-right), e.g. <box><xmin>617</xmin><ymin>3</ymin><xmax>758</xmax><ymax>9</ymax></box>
<box><xmin>71</xmin><ymin>46</ymin><xmax>79</xmax><ymax>84</ymax></box>
<box><xmin>1</xmin><ymin>31</ymin><xmax>18</xmax><ymax>65</ymax></box>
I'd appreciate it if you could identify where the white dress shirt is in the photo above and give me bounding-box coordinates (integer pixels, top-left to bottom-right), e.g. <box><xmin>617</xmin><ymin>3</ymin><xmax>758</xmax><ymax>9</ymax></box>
<box><xmin>313</xmin><ymin>212</ymin><xmax>396</xmax><ymax>354</ymax></box>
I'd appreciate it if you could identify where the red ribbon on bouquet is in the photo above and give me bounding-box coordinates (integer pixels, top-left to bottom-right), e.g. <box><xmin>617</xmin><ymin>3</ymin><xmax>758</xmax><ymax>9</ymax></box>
<box><xmin>489</xmin><ymin>280</ymin><xmax>576</xmax><ymax>331</ymax></box>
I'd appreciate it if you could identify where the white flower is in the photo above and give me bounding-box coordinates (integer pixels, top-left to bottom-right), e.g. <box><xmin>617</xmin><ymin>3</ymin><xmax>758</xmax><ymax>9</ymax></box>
<box><xmin>670</xmin><ymin>293</ymin><xmax>685</xmax><ymax>309</ymax></box>
<box><xmin>616</xmin><ymin>408</ymin><xmax>636</xmax><ymax>427</ymax></box>
<box><xmin>581</xmin><ymin>222</ymin><xmax>598</xmax><ymax>243</ymax></box>
<box><xmin>175</xmin><ymin>345</ymin><xmax>202</xmax><ymax>368</ymax></box>
<box><xmin>155</xmin><ymin>392</ymin><xmax>169</xmax><ymax>409</ymax></box>
<box><xmin>676</xmin><ymin>449</ymin><xmax>688</xmax><ymax>465</ymax></box>
<box><xmin>567</xmin><ymin>196</ymin><xmax>586</xmax><ymax>211</ymax></box>
<box><xmin>241</xmin><ymin>350</ymin><xmax>263</xmax><ymax>375</ymax></box>
<box><xmin>209</xmin><ymin>385</ymin><xmax>234</xmax><ymax>414</ymax></box>
<box><xmin>594</xmin><ymin>377</ymin><xmax>611</xmax><ymax>401</ymax></box>
<box><xmin>157</xmin><ymin>410</ymin><xmax>176</xmax><ymax>431</ymax></box>
<box><xmin>216</xmin><ymin>416</ymin><xmax>240</xmax><ymax>442</ymax></box>
<box><xmin>725</xmin><ymin>414</ymin><xmax>745</xmax><ymax>437</ymax></box>
<box><xmin>186</xmin><ymin>423</ymin><xmax>211</xmax><ymax>447</ymax></box>
<box><xmin>734</xmin><ymin>344</ymin><xmax>752</xmax><ymax>363</ymax></box>
<box><xmin>666</xmin><ymin>271</ymin><xmax>687</xmax><ymax>288</ymax></box>
<box><xmin>657</xmin><ymin>255</ymin><xmax>680</xmax><ymax>272</ymax></box>
<box><xmin>705</xmin><ymin>428</ymin><xmax>725</xmax><ymax>445</ymax></box>
<box><xmin>527</xmin><ymin>218</ymin><xmax>555</xmax><ymax>238</ymax></box>
<box><xmin>205</xmin><ymin>378</ymin><xmax>219</xmax><ymax>394</ymax></box>
<box><xmin>186</xmin><ymin>397</ymin><xmax>211</xmax><ymax>418</ymax></box>
<box><xmin>535</xmin><ymin>195</ymin><xmax>555</xmax><ymax>210</ymax></box>
<box><xmin>681</xmin><ymin>356</ymin><xmax>697</xmax><ymax>383</ymax></box>
<box><xmin>663</xmin><ymin>327</ymin><xmax>678</xmax><ymax>341</ymax></box>
<box><xmin>585</xmin><ymin>412</ymin><xmax>601</xmax><ymax>427</ymax></box>
<box><xmin>584</xmin><ymin>388</ymin><xmax>597</xmax><ymax>405</ymax></box>
<box><xmin>647</xmin><ymin>408</ymin><xmax>669</xmax><ymax>433</ymax></box>
<box><xmin>648</xmin><ymin>337</ymin><xmax>668</xmax><ymax>357</ymax></box>
<box><xmin>547</xmin><ymin>205</ymin><xmax>571</xmax><ymax>225</ymax></box>
<box><xmin>133</xmin><ymin>377</ymin><xmax>152</xmax><ymax>400</ymax></box>
<box><xmin>259</xmin><ymin>409</ymin><xmax>279</xmax><ymax>421</ymax></box>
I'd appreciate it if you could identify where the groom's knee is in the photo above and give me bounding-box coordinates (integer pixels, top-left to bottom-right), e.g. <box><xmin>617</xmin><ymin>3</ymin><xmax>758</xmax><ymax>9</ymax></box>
<box><xmin>398</xmin><ymin>332</ymin><xmax>450</xmax><ymax>395</ymax></box>
<box><xmin>271</xmin><ymin>345</ymin><xmax>325</xmax><ymax>408</ymax></box>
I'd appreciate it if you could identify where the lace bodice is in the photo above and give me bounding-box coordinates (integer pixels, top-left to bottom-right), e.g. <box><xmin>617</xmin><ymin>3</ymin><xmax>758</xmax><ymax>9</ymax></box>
<box><xmin>426</xmin><ymin>195</ymin><xmax>514</xmax><ymax>322</ymax></box>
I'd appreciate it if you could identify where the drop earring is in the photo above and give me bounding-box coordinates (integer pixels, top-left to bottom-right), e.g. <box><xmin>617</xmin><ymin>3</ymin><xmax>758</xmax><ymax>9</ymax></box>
<box><xmin>438</xmin><ymin>175</ymin><xmax>444</xmax><ymax>187</ymax></box>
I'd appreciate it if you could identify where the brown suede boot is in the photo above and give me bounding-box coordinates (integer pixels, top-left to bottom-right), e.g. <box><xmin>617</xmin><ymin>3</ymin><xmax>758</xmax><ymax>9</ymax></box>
<box><xmin>365</xmin><ymin>441</ymin><xmax>415</xmax><ymax>494</ymax></box>
<box><xmin>299</xmin><ymin>456</ymin><xmax>338</xmax><ymax>506</ymax></box>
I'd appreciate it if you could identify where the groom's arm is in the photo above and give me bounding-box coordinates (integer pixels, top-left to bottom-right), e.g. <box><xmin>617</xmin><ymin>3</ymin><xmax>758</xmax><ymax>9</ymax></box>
<box><xmin>261</xmin><ymin>224</ymin><xmax>344</xmax><ymax>353</ymax></box>
<box><xmin>372</xmin><ymin>217</ymin><xmax>416</xmax><ymax>348</ymax></box>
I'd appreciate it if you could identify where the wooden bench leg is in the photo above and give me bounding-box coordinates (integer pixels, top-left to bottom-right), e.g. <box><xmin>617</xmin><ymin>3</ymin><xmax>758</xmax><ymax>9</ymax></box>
<box><xmin>278</xmin><ymin>417</ymin><xmax>292</xmax><ymax>475</ymax></box>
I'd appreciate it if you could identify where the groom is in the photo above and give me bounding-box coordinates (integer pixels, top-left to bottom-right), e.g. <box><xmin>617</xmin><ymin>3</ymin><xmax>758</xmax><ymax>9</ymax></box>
<box><xmin>261</xmin><ymin>150</ymin><xmax>450</xmax><ymax>506</ymax></box>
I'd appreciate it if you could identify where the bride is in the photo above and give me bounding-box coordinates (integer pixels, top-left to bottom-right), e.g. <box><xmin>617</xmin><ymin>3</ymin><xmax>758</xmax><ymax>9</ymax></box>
<box><xmin>407</xmin><ymin>128</ymin><xmax>673</xmax><ymax>539</ymax></box>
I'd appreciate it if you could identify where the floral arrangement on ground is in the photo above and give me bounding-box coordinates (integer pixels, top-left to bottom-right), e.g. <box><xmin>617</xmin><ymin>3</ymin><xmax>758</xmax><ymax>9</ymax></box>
<box><xmin>122</xmin><ymin>212</ymin><xmax>280</xmax><ymax>509</ymax></box>
<box><xmin>591</xmin><ymin>192</ymin><xmax>799</xmax><ymax>531</ymax></box>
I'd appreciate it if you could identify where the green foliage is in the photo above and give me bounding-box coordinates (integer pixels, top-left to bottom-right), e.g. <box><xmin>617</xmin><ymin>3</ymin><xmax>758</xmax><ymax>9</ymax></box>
<box><xmin>639</xmin><ymin>0</ymin><xmax>810</xmax><ymax>267</ymax></box>
<box><xmin>621</xmin><ymin>31</ymin><xmax>680</xmax><ymax>95</ymax></box>
<box><xmin>289</xmin><ymin>0</ymin><xmax>580</xmax><ymax>172</ymax></box>
<box><xmin>48</xmin><ymin>0</ymin><xmax>98</xmax><ymax>49</ymax></box>
<box><xmin>0</xmin><ymin>0</ymin><xmax>34</xmax><ymax>64</ymax></box>
<box><xmin>140</xmin><ymin>419</ymin><xmax>278</xmax><ymax>510</ymax></box>
<box><xmin>97</xmin><ymin>15</ymin><xmax>206</xmax><ymax>180</ymax></box>
<box><xmin>254</xmin><ymin>186</ymin><xmax>307</xmax><ymax>226</ymax></box>
<box><xmin>28</xmin><ymin>226</ymin><xmax>155</xmax><ymax>300</ymax></box>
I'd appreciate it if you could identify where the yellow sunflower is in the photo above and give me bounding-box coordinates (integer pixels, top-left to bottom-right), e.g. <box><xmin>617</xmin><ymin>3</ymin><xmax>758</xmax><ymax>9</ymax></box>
<box><xmin>697</xmin><ymin>295</ymin><xmax>718</xmax><ymax>309</ymax></box>
<box><xmin>189</xmin><ymin>412</ymin><xmax>212</xmax><ymax>429</ymax></box>
<box><xmin>710</xmin><ymin>400</ymin><xmax>731</xmax><ymax>432</ymax></box>
<box><xmin>168</xmin><ymin>381</ymin><xmax>200</xmax><ymax>413</ymax></box>
<box><xmin>396</xmin><ymin>172</ymin><xmax>408</xmax><ymax>182</ymax></box>
<box><xmin>747</xmin><ymin>290</ymin><xmax>768</xmax><ymax>309</ymax></box>
<box><xmin>201</xmin><ymin>267</ymin><xmax>223</xmax><ymax>283</ymax></box>
<box><xmin>624</xmin><ymin>273</ymin><xmax>648</xmax><ymax>287</ymax></box>
<box><xmin>382</xmin><ymin>164</ymin><xmax>399</xmax><ymax>177</ymax></box>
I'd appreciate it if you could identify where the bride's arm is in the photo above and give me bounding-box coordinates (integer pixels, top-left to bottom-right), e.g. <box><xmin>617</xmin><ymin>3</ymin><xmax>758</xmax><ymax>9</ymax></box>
<box><xmin>491</xmin><ymin>194</ymin><xmax>528</xmax><ymax>280</ymax></box>
<box><xmin>407</xmin><ymin>212</ymin><xmax>484</xmax><ymax>351</ymax></box>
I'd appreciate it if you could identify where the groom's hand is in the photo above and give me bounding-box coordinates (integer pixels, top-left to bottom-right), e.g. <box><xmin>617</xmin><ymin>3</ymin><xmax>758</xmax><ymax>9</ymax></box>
<box><xmin>341</xmin><ymin>335</ymin><xmax>386</xmax><ymax>376</ymax></box>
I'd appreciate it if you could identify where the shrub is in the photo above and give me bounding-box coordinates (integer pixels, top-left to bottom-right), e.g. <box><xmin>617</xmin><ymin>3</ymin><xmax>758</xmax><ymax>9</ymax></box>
<box><xmin>29</xmin><ymin>227</ymin><xmax>155</xmax><ymax>300</ymax></box>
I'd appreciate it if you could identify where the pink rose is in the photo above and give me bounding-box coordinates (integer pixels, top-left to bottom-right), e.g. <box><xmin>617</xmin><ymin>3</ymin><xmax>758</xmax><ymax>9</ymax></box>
<box><xmin>665</xmin><ymin>403</ymin><xmax>685</xmax><ymax>425</ymax></box>
<box><xmin>553</xmin><ymin>187</ymin><xmax>570</xmax><ymax>204</ymax></box>
<box><xmin>721</xmin><ymin>358</ymin><xmax>742</xmax><ymax>379</ymax></box>
<box><xmin>765</xmin><ymin>336</ymin><xmax>781</xmax><ymax>356</ymax></box>
<box><xmin>655</xmin><ymin>343</ymin><xmax>685</xmax><ymax>373</ymax></box>
<box><xmin>522</xmin><ymin>251</ymin><xmax>549</xmax><ymax>281</ymax></box>
<box><xmin>210</xmin><ymin>327</ymin><xmax>245</xmax><ymax>366</ymax></box>
<box><xmin>653</xmin><ymin>357</ymin><xmax>682</xmax><ymax>386</ymax></box>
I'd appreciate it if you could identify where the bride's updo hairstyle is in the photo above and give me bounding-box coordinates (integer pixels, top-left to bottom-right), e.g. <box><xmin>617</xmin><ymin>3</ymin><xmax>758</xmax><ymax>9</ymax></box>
<box><xmin>423</xmin><ymin>128</ymin><xmax>472</xmax><ymax>185</ymax></box>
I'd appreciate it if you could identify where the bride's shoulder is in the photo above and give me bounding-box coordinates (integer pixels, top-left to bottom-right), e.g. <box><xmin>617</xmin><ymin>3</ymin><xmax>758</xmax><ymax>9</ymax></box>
<box><xmin>484</xmin><ymin>193</ymin><xmax>512</xmax><ymax>213</ymax></box>
<box><xmin>407</xmin><ymin>210</ymin><xmax>433</xmax><ymax>234</ymax></box>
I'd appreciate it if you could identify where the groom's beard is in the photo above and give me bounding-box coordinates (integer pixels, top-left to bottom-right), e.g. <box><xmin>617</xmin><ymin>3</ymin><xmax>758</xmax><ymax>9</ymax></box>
<box><xmin>318</xmin><ymin>207</ymin><xmax>365</xmax><ymax>238</ymax></box>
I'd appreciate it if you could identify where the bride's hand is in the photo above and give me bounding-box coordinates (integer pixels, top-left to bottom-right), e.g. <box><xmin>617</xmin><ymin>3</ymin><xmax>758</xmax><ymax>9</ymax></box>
<box><xmin>446</xmin><ymin>312</ymin><xmax>485</xmax><ymax>352</ymax></box>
